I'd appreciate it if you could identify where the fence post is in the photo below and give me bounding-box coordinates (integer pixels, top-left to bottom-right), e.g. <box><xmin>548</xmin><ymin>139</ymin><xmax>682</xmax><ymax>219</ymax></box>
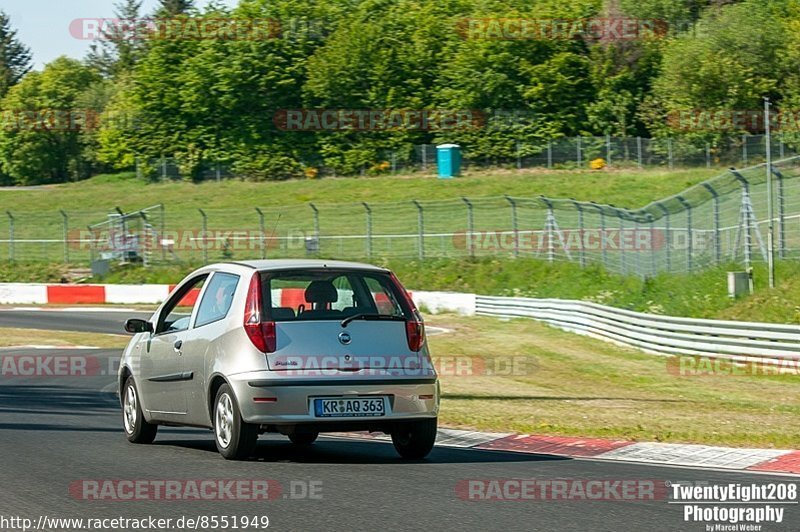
<box><xmin>391</xmin><ymin>151</ymin><xmax>397</xmax><ymax>174</ymax></box>
<box><xmin>605</xmin><ymin>134</ymin><xmax>612</xmax><ymax>165</ymax></box>
<box><xmin>421</xmin><ymin>145</ymin><xmax>427</xmax><ymax>171</ymax></box>
<box><xmin>701</xmin><ymin>183</ymin><xmax>721</xmax><ymax>264</ymax></box>
<box><xmin>541</xmin><ymin>197</ymin><xmax>556</xmax><ymax>263</ymax></box>
<box><xmin>309</xmin><ymin>203</ymin><xmax>320</xmax><ymax>256</ymax></box>
<box><xmin>505</xmin><ymin>195</ymin><xmax>519</xmax><ymax>258</ymax></box>
<box><xmin>656</xmin><ymin>202</ymin><xmax>671</xmax><ymax>272</ymax></box>
<box><xmin>742</xmin><ymin>134</ymin><xmax>748</xmax><ymax>165</ymax></box>
<box><xmin>413</xmin><ymin>200</ymin><xmax>424</xmax><ymax>260</ymax></box>
<box><xmin>593</xmin><ymin>204</ymin><xmax>608</xmax><ymax>268</ymax></box>
<box><xmin>255</xmin><ymin>207</ymin><xmax>266</xmax><ymax>259</ymax></box>
<box><xmin>198</xmin><ymin>208</ymin><xmax>208</xmax><ymax>263</ymax></box>
<box><xmin>647</xmin><ymin>213</ymin><xmax>656</xmax><ymax>277</ymax></box>
<box><xmin>159</xmin><ymin>203</ymin><xmax>166</xmax><ymax>261</ymax></box>
<box><xmin>516</xmin><ymin>141</ymin><xmax>522</xmax><ymax>170</ymax></box>
<box><xmin>363</xmin><ymin>202</ymin><xmax>372</xmax><ymax>259</ymax></box>
<box><xmin>705</xmin><ymin>143</ymin><xmax>711</xmax><ymax>169</ymax></box>
<box><xmin>770</xmin><ymin>166</ymin><xmax>787</xmax><ymax>258</ymax></box>
<box><xmin>546</xmin><ymin>141</ymin><xmax>553</xmax><ymax>169</ymax></box>
<box><xmin>462</xmin><ymin>197</ymin><xmax>474</xmax><ymax>258</ymax></box>
<box><xmin>576</xmin><ymin>137</ymin><xmax>582</xmax><ymax>167</ymax></box>
<box><xmin>60</xmin><ymin>210</ymin><xmax>69</xmax><ymax>264</ymax></box>
<box><xmin>677</xmin><ymin>196</ymin><xmax>692</xmax><ymax>272</ymax></box>
<box><xmin>779</xmin><ymin>138</ymin><xmax>785</xmax><ymax>159</ymax></box>
<box><xmin>615</xmin><ymin>208</ymin><xmax>627</xmax><ymax>275</ymax></box>
<box><xmin>6</xmin><ymin>211</ymin><xmax>14</xmax><ymax>262</ymax></box>
<box><xmin>571</xmin><ymin>200</ymin><xmax>585</xmax><ymax>268</ymax></box>
<box><xmin>667</xmin><ymin>138</ymin><xmax>674</xmax><ymax>169</ymax></box>
<box><xmin>161</xmin><ymin>156</ymin><xmax>167</xmax><ymax>180</ymax></box>
<box><xmin>636</xmin><ymin>136</ymin><xmax>642</xmax><ymax>168</ymax></box>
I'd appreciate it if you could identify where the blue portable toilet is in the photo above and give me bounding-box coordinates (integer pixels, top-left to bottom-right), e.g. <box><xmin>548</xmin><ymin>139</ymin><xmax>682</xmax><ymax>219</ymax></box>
<box><xmin>436</xmin><ymin>143</ymin><xmax>461</xmax><ymax>178</ymax></box>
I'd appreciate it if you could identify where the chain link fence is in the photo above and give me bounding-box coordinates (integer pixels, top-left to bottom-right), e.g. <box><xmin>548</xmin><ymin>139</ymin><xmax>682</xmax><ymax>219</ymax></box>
<box><xmin>136</xmin><ymin>134</ymin><xmax>800</xmax><ymax>181</ymax></box>
<box><xmin>2</xmin><ymin>155</ymin><xmax>799</xmax><ymax>278</ymax></box>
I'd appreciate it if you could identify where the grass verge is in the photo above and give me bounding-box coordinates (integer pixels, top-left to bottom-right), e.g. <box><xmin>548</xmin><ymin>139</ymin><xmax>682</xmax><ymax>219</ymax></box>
<box><xmin>427</xmin><ymin>314</ymin><xmax>800</xmax><ymax>448</ymax></box>
<box><xmin>0</xmin><ymin>327</ymin><xmax>129</xmax><ymax>349</ymax></box>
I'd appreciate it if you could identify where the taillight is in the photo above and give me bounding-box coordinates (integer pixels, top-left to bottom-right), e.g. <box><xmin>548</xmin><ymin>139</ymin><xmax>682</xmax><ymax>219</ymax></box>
<box><xmin>390</xmin><ymin>272</ymin><xmax>425</xmax><ymax>352</ymax></box>
<box><xmin>243</xmin><ymin>273</ymin><xmax>276</xmax><ymax>353</ymax></box>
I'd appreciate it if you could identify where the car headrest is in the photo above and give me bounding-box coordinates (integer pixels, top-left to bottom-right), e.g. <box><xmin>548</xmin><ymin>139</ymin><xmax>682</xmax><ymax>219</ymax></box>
<box><xmin>304</xmin><ymin>280</ymin><xmax>338</xmax><ymax>304</ymax></box>
<box><xmin>271</xmin><ymin>307</ymin><xmax>296</xmax><ymax>320</ymax></box>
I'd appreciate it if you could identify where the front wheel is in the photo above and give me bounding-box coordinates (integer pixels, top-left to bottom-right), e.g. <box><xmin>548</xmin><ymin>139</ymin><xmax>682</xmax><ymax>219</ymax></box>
<box><xmin>213</xmin><ymin>384</ymin><xmax>258</xmax><ymax>460</ymax></box>
<box><xmin>122</xmin><ymin>377</ymin><xmax>157</xmax><ymax>444</ymax></box>
<box><xmin>391</xmin><ymin>418</ymin><xmax>437</xmax><ymax>459</ymax></box>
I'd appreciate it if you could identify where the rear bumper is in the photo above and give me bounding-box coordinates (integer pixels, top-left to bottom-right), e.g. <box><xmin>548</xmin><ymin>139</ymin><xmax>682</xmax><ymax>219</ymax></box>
<box><xmin>229</xmin><ymin>371</ymin><xmax>440</xmax><ymax>426</ymax></box>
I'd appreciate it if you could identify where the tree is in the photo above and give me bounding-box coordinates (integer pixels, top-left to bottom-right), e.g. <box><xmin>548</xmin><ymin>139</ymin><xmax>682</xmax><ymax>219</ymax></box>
<box><xmin>0</xmin><ymin>11</ymin><xmax>32</xmax><ymax>99</ymax></box>
<box><xmin>0</xmin><ymin>57</ymin><xmax>102</xmax><ymax>184</ymax></box>
<box><xmin>86</xmin><ymin>0</ymin><xmax>144</xmax><ymax>78</ymax></box>
<box><xmin>156</xmin><ymin>0</ymin><xmax>195</xmax><ymax>16</ymax></box>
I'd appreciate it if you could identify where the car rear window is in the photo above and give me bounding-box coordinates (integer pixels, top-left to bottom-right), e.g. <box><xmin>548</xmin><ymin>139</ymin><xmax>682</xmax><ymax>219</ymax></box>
<box><xmin>262</xmin><ymin>269</ymin><xmax>409</xmax><ymax>321</ymax></box>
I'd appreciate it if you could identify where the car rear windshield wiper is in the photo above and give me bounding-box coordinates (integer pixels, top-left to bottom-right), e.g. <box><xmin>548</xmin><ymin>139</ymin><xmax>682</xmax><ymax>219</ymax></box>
<box><xmin>340</xmin><ymin>313</ymin><xmax>405</xmax><ymax>328</ymax></box>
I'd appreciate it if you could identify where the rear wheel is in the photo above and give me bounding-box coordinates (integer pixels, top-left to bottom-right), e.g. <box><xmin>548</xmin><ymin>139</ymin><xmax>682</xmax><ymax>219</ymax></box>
<box><xmin>391</xmin><ymin>418</ymin><xmax>437</xmax><ymax>459</ymax></box>
<box><xmin>122</xmin><ymin>377</ymin><xmax>157</xmax><ymax>444</ymax></box>
<box><xmin>289</xmin><ymin>431</ymin><xmax>319</xmax><ymax>446</ymax></box>
<box><xmin>213</xmin><ymin>384</ymin><xmax>258</xmax><ymax>460</ymax></box>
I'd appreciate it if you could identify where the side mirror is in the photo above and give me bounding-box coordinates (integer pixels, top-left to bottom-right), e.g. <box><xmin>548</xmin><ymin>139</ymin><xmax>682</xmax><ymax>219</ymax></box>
<box><xmin>125</xmin><ymin>318</ymin><xmax>153</xmax><ymax>334</ymax></box>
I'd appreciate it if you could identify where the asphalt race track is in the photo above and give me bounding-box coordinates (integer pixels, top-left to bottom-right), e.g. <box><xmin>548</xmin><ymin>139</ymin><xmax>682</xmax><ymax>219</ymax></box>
<box><xmin>0</xmin><ymin>309</ymin><xmax>797</xmax><ymax>531</ymax></box>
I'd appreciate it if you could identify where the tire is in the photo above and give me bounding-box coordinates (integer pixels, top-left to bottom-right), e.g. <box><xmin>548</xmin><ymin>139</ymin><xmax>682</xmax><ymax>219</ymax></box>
<box><xmin>391</xmin><ymin>418</ymin><xmax>437</xmax><ymax>459</ymax></box>
<box><xmin>289</xmin><ymin>431</ymin><xmax>319</xmax><ymax>446</ymax></box>
<box><xmin>122</xmin><ymin>376</ymin><xmax>158</xmax><ymax>444</ymax></box>
<box><xmin>213</xmin><ymin>384</ymin><xmax>258</xmax><ymax>460</ymax></box>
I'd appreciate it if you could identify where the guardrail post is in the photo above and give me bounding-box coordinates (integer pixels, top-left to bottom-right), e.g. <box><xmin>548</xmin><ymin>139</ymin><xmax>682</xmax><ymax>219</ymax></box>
<box><xmin>505</xmin><ymin>195</ymin><xmax>519</xmax><ymax>258</ymax></box>
<box><xmin>701</xmin><ymin>183</ymin><xmax>721</xmax><ymax>264</ymax></box>
<box><xmin>363</xmin><ymin>202</ymin><xmax>372</xmax><ymax>259</ymax></box>
<box><xmin>462</xmin><ymin>197</ymin><xmax>474</xmax><ymax>258</ymax></box>
<box><xmin>572</xmin><ymin>200</ymin><xmax>585</xmax><ymax>268</ymax></box>
<box><xmin>770</xmin><ymin>166</ymin><xmax>787</xmax><ymax>258</ymax></box>
<box><xmin>677</xmin><ymin>196</ymin><xmax>692</xmax><ymax>271</ymax></box>
<box><xmin>255</xmin><ymin>208</ymin><xmax>266</xmax><ymax>259</ymax></box>
<box><xmin>60</xmin><ymin>210</ymin><xmax>69</xmax><ymax>264</ymax></box>
<box><xmin>413</xmin><ymin>201</ymin><xmax>424</xmax><ymax>260</ymax></box>
<box><xmin>6</xmin><ymin>211</ymin><xmax>14</xmax><ymax>262</ymax></box>
<box><xmin>656</xmin><ymin>202</ymin><xmax>671</xmax><ymax>272</ymax></box>
<box><xmin>198</xmin><ymin>208</ymin><xmax>208</xmax><ymax>263</ymax></box>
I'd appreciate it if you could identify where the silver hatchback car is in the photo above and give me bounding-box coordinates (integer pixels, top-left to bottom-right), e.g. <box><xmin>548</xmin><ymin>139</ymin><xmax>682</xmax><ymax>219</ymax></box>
<box><xmin>119</xmin><ymin>260</ymin><xmax>439</xmax><ymax>460</ymax></box>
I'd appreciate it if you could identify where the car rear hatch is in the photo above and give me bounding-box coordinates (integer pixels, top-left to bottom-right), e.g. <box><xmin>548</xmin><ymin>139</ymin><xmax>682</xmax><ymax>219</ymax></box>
<box><xmin>253</xmin><ymin>267</ymin><xmax>427</xmax><ymax>375</ymax></box>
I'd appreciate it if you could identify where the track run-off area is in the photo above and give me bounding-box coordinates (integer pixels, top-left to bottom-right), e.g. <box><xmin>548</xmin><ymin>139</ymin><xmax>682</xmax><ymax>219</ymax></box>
<box><xmin>0</xmin><ymin>308</ymin><xmax>796</xmax><ymax>532</ymax></box>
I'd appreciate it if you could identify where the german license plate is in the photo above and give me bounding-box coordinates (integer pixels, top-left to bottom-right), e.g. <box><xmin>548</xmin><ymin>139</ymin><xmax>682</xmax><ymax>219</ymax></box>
<box><xmin>313</xmin><ymin>397</ymin><xmax>387</xmax><ymax>417</ymax></box>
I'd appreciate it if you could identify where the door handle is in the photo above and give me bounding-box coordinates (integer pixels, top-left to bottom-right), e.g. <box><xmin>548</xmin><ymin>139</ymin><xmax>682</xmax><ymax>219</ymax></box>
<box><xmin>173</xmin><ymin>339</ymin><xmax>183</xmax><ymax>352</ymax></box>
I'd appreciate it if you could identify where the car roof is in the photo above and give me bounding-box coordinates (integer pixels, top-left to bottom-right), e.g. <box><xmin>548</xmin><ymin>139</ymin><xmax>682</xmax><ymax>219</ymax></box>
<box><xmin>212</xmin><ymin>259</ymin><xmax>389</xmax><ymax>273</ymax></box>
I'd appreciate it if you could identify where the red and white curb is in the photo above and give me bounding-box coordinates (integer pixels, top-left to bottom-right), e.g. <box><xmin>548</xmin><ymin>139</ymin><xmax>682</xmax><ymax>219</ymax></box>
<box><xmin>333</xmin><ymin>429</ymin><xmax>800</xmax><ymax>475</ymax></box>
<box><xmin>0</xmin><ymin>283</ymin><xmax>470</xmax><ymax>314</ymax></box>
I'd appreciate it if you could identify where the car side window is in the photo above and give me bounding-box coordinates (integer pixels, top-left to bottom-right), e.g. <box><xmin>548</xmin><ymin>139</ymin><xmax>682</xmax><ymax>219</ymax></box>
<box><xmin>156</xmin><ymin>275</ymin><xmax>208</xmax><ymax>334</ymax></box>
<box><xmin>195</xmin><ymin>272</ymin><xmax>240</xmax><ymax>328</ymax></box>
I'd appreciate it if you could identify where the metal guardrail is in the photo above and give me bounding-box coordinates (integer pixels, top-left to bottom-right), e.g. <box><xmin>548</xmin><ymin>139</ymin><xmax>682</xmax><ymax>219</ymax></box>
<box><xmin>475</xmin><ymin>295</ymin><xmax>800</xmax><ymax>363</ymax></box>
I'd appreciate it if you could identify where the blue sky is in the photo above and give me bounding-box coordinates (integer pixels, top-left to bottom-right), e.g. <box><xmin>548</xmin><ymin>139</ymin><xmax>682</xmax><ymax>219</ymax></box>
<box><xmin>3</xmin><ymin>0</ymin><xmax>240</xmax><ymax>69</ymax></box>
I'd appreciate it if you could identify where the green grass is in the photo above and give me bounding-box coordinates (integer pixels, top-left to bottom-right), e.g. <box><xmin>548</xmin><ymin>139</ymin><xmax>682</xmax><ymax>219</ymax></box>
<box><xmin>428</xmin><ymin>314</ymin><xmax>799</xmax><ymax>448</ymax></box>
